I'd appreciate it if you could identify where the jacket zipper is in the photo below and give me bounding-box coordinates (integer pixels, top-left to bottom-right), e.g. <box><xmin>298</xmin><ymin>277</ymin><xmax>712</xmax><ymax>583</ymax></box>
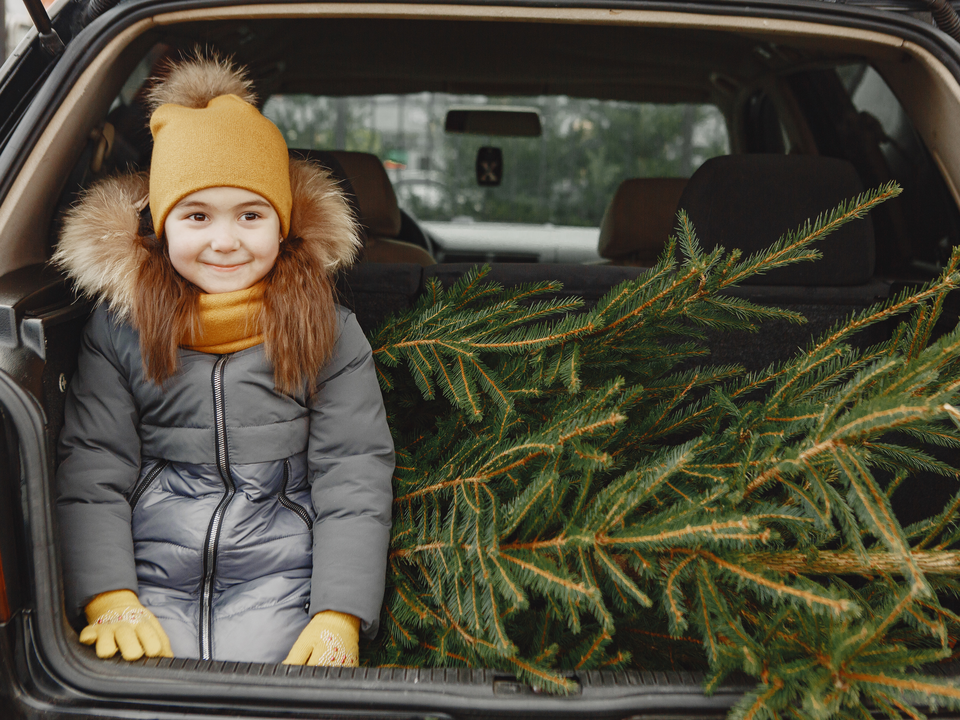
<box><xmin>277</xmin><ymin>459</ymin><xmax>313</xmax><ymax>533</ymax></box>
<box><xmin>128</xmin><ymin>460</ymin><xmax>170</xmax><ymax>512</ymax></box>
<box><xmin>199</xmin><ymin>355</ymin><xmax>235</xmax><ymax>661</ymax></box>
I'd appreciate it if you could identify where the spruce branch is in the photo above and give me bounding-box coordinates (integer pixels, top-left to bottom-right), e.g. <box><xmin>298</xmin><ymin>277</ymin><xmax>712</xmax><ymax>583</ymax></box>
<box><xmin>740</xmin><ymin>550</ymin><xmax>960</xmax><ymax>576</ymax></box>
<box><xmin>365</xmin><ymin>181</ymin><xmax>960</xmax><ymax>712</ymax></box>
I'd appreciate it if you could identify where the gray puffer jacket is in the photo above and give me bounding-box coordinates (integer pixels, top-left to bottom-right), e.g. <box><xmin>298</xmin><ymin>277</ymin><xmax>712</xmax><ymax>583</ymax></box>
<box><xmin>57</xmin><ymin>306</ymin><xmax>393</xmax><ymax>663</ymax></box>
<box><xmin>53</xmin><ymin>163</ymin><xmax>394</xmax><ymax>664</ymax></box>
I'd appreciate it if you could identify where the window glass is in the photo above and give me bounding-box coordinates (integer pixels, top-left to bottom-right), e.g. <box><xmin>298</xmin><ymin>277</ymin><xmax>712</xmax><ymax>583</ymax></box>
<box><xmin>838</xmin><ymin>64</ymin><xmax>925</xmax><ymax>175</ymax></box>
<box><xmin>265</xmin><ymin>94</ymin><xmax>729</xmax><ymax>225</ymax></box>
<box><xmin>836</xmin><ymin>63</ymin><xmax>959</xmax><ymax>268</ymax></box>
<box><xmin>264</xmin><ymin>94</ymin><xmax>728</xmax><ymax>261</ymax></box>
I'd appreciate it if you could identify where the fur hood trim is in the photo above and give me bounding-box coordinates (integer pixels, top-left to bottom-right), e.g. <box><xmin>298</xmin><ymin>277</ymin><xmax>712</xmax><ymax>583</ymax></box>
<box><xmin>53</xmin><ymin>158</ymin><xmax>361</xmax><ymax>320</ymax></box>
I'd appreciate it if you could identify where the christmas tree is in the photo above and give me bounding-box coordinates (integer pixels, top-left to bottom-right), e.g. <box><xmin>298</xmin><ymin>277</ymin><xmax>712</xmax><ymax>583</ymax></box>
<box><xmin>363</xmin><ymin>181</ymin><xmax>960</xmax><ymax>719</ymax></box>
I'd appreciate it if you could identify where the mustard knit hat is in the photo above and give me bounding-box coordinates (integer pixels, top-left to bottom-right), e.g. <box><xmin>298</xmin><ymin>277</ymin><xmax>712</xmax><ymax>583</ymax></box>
<box><xmin>148</xmin><ymin>92</ymin><xmax>292</xmax><ymax>238</ymax></box>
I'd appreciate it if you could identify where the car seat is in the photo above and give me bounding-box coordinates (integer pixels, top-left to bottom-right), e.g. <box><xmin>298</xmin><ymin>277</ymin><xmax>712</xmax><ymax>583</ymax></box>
<box><xmin>597</xmin><ymin>178</ymin><xmax>688</xmax><ymax>266</ymax></box>
<box><xmin>678</xmin><ymin>154</ymin><xmax>877</xmax><ymax>286</ymax></box>
<box><xmin>676</xmin><ymin>153</ymin><xmax>890</xmax><ymax>371</ymax></box>
<box><xmin>292</xmin><ymin>149</ymin><xmax>435</xmax><ymax>266</ymax></box>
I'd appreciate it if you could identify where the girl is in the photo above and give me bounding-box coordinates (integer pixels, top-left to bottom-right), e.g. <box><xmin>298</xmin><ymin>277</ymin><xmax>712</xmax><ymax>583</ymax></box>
<box><xmin>53</xmin><ymin>55</ymin><xmax>394</xmax><ymax>667</ymax></box>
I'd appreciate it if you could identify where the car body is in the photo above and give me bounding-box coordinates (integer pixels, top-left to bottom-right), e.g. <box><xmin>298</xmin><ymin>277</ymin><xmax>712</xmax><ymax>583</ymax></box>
<box><xmin>1</xmin><ymin>0</ymin><xmax>960</xmax><ymax>718</ymax></box>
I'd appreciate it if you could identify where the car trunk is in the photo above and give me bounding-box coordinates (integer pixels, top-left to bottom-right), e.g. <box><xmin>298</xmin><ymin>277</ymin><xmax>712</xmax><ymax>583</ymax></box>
<box><xmin>2</xmin><ymin>1</ymin><xmax>960</xmax><ymax>718</ymax></box>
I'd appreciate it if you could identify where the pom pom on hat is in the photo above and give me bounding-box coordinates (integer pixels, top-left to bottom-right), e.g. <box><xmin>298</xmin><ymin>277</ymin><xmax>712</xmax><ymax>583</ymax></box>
<box><xmin>144</xmin><ymin>53</ymin><xmax>257</xmax><ymax>112</ymax></box>
<box><xmin>147</xmin><ymin>55</ymin><xmax>291</xmax><ymax>238</ymax></box>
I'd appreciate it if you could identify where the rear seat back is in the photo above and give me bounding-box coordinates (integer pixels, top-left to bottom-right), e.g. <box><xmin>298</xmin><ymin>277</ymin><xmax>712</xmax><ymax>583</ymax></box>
<box><xmin>336</xmin><ymin>262</ymin><xmax>424</xmax><ymax>333</ymax></box>
<box><xmin>598</xmin><ymin>178</ymin><xmax>687</xmax><ymax>266</ymax></box>
<box><xmin>678</xmin><ymin>154</ymin><xmax>876</xmax><ymax>286</ymax></box>
<box><xmin>423</xmin><ymin>263</ymin><xmax>646</xmax><ymax>307</ymax></box>
<box><xmin>677</xmin><ymin>154</ymin><xmax>889</xmax><ymax>371</ymax></box>
<box><xmin>293</xmin><ymin>149</ymin><xmax>435</xmax><ymax>267</ymax></box>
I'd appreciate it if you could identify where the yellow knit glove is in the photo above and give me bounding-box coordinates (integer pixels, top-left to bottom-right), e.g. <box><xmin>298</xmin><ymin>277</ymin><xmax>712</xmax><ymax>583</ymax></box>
<box><xmin>282</xmin><ymin>610</ymin><xmax>360</xmax><ymax>666</ymax></box>
<box><xmin>80</xmin><ymin>589</ymin><xmax>173</xmax><ymax>661</ymax></box>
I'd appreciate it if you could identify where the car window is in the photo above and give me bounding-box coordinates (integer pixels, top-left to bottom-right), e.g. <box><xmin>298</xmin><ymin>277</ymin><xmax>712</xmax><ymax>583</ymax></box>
<box><xmin>837</xmin><ymin>63</ymin><xmax>960</xmax><ymax>270</ymax></box>
<box><xmin>263</xmin><ymin>93</ymin><xmax>729</xmax><ymax>263</ymax></box>
<box><xmin>839</xmin><ymin>64</ymin><xmax>914</xmax><ymax>152</ymax></box>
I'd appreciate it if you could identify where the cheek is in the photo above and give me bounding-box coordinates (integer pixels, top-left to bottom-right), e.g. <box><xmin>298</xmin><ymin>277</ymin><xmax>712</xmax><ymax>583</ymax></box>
<box><xmin>255</xmin><ymin>241</ymin><xmax>281</xmax><ymax>272</ymax></box>
<box><xmin>253</xmin><ymin>227</ymin><xmax>282</xmax><ymax>265</ymax></box>
<box><xmin>167</xmin><ymin>249</ymin><xmax>190</xmax><ymax>279</ymax></box>
<box><xmin>163</xmin><ymin>227</ymin><xmax>199</xmax><ymax>275</ymax></box>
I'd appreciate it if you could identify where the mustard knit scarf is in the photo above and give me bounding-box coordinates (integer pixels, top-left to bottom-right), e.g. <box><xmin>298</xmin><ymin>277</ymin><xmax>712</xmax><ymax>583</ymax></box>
<box><xmin>182</xmin><ymin>283</ymin><xmax>264</xmax><ymax>354</ymax></box>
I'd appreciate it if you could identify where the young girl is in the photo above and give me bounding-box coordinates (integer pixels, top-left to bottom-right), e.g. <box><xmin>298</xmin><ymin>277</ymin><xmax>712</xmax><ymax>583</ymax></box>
<box><xmin>52</xmin><ymin>55</ymin><xmax>394</xmax><ymax>666</ymax></box>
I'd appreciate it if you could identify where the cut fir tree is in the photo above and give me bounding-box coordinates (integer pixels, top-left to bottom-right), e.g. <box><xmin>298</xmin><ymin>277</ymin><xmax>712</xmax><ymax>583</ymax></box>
<box><xmin>362</xmin><ymin>180</ymin><xmax>960</xmax><ymax>719</ymax></box>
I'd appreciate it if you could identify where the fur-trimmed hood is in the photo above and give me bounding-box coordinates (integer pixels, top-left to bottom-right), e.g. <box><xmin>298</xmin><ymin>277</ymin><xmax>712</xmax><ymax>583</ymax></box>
<box><xmin>52</xmin><ymin>158</ymin><xmax>360</xmax><ymax>321</ymax></box>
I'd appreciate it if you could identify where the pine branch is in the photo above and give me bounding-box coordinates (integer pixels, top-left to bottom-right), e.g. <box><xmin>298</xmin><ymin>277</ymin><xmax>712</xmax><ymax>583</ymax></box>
<box><xmin>740</xmin><ymin>550</ymin><xmax>960</xmax><ymax>575</ymax></box>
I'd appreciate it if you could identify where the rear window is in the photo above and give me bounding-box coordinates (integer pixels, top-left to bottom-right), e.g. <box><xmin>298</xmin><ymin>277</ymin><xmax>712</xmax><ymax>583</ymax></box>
<box><xmin>263</xmin><ymin>93</ymin><xmax>729</xmax><ymax>262</ymax></box>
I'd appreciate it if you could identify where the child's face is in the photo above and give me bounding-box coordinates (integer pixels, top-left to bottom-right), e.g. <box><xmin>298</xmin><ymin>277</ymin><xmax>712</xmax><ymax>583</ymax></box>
<box><xmin>164</xmin><ymin>187</ymin><xmax>283</xmax><ymax>294</ymax></box>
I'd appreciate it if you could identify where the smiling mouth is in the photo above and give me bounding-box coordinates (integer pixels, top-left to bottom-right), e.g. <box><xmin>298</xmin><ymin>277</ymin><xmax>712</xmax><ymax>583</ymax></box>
<box><xmin>203</xmin><ymin>262</ymin><xmax>247</xmax><ymax>271</ymax></box>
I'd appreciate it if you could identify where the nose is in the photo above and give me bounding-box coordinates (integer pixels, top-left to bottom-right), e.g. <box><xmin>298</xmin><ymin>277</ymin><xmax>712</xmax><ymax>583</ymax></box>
<box><xmin>208</xmin><ymin>221</ymin><xmax>241</xmax><ymax>252</ymax></box>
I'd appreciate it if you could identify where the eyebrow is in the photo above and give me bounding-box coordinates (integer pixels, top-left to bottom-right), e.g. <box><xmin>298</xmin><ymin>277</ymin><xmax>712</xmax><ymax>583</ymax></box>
<box><xmin>174</xmin><ymin>198</ymin><xmax>273</xmax><ymax>212</ymax></box>
<box><xmin>234</xmin><ymin>199</ymin><xmax>273</xmax><ymax>211</ymax></box>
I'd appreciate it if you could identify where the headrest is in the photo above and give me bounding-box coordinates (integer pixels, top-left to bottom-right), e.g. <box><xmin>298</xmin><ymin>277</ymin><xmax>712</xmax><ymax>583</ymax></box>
<box><xmin>292</xmin><ymin>149</ymin><xmax>402</xmax><ymax>239</ymax></box>
<box><xmin>678</xmin><ymin>155</ymin><xmax>875</xmax><ymax>286</ymax></box>
<box><xmin>598</xmin><ymin>178</ymin><xmax>688</xmax><ymax>264</ymax></box>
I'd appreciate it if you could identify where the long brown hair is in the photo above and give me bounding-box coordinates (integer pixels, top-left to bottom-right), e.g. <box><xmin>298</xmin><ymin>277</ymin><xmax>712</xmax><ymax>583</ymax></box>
<box><xmin>132</xmin><ymin>225</ymin><xmax>338</xmax><ymax>396</ymax></box>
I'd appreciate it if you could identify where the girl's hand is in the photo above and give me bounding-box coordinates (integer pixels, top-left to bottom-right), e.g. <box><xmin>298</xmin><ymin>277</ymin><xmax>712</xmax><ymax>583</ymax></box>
<box><xmin>81</xmin><ymin>589</ymin><xmax>173</xmax><ymax>660</ymax></box>
<box><xmin>283</xmin><ymin>610</ymin><xmax>359</xmax><ymax>666</ymax></box>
